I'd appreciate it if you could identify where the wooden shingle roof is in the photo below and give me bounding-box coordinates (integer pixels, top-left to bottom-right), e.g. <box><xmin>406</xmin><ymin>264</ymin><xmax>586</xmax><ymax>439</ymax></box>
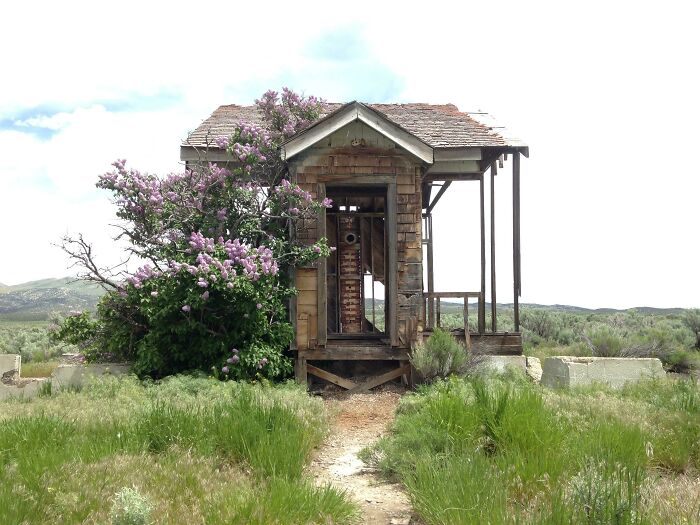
<box><xmin>184</xmin><ymin>102</ymin><xmax>526</xmax><ymax>151</ymax></box>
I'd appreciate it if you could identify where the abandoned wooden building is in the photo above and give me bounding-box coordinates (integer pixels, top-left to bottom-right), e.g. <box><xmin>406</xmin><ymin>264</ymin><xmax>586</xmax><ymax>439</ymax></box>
<box><xmin>181</xmin><ymin>101</ymin><xmax>528</xmax><ymax>391</ymax></box>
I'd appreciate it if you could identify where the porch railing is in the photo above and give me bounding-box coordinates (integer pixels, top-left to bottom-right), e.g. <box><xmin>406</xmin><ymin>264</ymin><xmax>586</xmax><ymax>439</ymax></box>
<box><xmin>424</xmin><ymin>292</ymin><xmax>483</xmax><ymax>349</ymax></box>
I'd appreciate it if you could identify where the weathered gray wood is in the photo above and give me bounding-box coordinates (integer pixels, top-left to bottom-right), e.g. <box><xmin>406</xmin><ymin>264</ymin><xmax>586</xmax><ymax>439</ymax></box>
<box><xmin>299</xmin><ymin>347</ymin><xmax>410</xmax><ymax>360</ymax></box>
<box><xmin>490</xmin><ymin>161</ymin><xmax>497</xmax><ymax>332</ymax></box>
<box><xmin>426</xmin><ymin>214</ymin><xmax>435</xmax><ymax>329</ymax></box>
<box><xmin>307</xmin><ymin>364</ymin><xmax>357</xmax><ymax>390</ymax></box>
<box><xmin>387</xmin><ymin>181</ymin><xmax>399</xmax><ymax>347</ymax></box>
<box><xmin>424</xmin><ymin>291</ymin><xmax>481</xmax><ymax>299</ymax></box>
<box><xmin>349</xmin><ymin>363</ymin><xmax>411</xmax><ymax>393</ymax></box>
<box><xmin>513</xmin><ymin>152</ymin><xmax>521</xmax><ymax>331</ymax></box>
<box><xmin>423</xmin><ymin>173</ymin><xmax>482</xmax><ymax>182</ymax></box>
<box><xmin>463</xmin><ymin>297</ymin><xmax>471</xmax><ymax>351</ymax></box>
<box><xmin>479</xmin><ymin>173</ymin><xmax>486</xmax><ymax>334</ymax></box>
<box><xmin>283</xmin><ymin>103</ymin><xmax>434</xmax><ymax>164</ymax></box>
<box><xmin>434</xmin><ymin>148</ymin><xmax>482</xmax><ymax>161</ymax></box>
<box><xmin>426</xmin><ymin>181</ymin><xmax>452</xmax><ymax>214</ymax></box>
<box><xmin>317</xmin><ymin>183</ymin><xmax>328</xmax><ymax>346</ymax></box>
<box><xmin>294</xmin><ymin>358</ymin><xmax>308</xmax><ymax>385</ymax></box>
<box><xmin>425</xmin><ymin>160</ymin><xmax>481</xmax><ymax>174</ymax></box>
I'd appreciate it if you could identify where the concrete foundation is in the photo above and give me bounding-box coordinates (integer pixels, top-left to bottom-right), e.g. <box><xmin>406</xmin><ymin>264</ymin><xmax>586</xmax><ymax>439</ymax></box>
<box><xmin>541</xmin><ymin>356</ymin><xmax>664</xmax><ymax>389</ymax></box>
<box><xmin>0</xmin><ymin>356</ymin><xmax>130</xmax><ymax>401</ymax></box>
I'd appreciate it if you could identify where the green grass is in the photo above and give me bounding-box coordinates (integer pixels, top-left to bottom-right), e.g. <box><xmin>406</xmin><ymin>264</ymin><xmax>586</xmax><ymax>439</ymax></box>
<box><xmin>0</xmin><ymin>375</ymin><xmax>359</xmax><ymax>524</ymax></box>
<box><xmin>365</xmin><ymin>375</ymin><xmax>700</xmax><ymax>524</ymax></box>
<box><xmin>20</xmin><ymin>360</ymin><xmax>60</xmax><ymax>377</ymax></box>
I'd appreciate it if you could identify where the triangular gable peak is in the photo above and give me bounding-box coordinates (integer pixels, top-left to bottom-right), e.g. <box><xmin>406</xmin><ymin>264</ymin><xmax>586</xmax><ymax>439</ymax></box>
<box><xmin>281</xmin><ymin>101</ymin><xmax>434</xmax><ymax>165</ymax></box>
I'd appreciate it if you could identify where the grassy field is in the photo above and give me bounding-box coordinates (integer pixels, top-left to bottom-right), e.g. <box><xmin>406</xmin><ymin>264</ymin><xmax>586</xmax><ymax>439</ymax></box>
<box><xmin>0</xmin><ymin>375</ymin><xmax>359</xmax><ymax>524</ymax></box>
<box><xmin>365</xmin><ymin>373</ymin><xmax>700</xmax><ymax>524</ymax></box>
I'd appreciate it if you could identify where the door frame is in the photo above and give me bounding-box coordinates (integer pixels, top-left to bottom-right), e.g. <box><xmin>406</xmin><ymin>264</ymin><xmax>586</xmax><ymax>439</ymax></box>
<box><xmin>316</xmin><ymin>178</ymin><xmax>398</xmax><ymax>347</ymax></box>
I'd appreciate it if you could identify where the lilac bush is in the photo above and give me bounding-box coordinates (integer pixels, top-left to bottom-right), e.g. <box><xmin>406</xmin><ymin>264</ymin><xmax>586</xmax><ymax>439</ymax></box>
<box><xmin>54</xmin><ymin>89</ymin><xmax>330</xmax><ymax>379</ymax></box>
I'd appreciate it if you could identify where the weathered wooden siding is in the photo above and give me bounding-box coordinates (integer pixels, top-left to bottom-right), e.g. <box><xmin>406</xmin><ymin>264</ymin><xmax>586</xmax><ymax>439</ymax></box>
<box><xmin>291</xmin><ymin>121</ymin><xmax>424</xmax><ymax>349</ymax></box>
<box><xmin>295</xmin><ymin>268</ymin><xmax>317</xmax><ymax>350</ymax></box>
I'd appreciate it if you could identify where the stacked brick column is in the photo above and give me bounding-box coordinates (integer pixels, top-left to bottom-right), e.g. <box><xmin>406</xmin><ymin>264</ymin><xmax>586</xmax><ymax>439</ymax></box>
<box><xmin>338</xmin><ymin>216</ymin><xmax>362</xmax><ymax>333</ymax></box>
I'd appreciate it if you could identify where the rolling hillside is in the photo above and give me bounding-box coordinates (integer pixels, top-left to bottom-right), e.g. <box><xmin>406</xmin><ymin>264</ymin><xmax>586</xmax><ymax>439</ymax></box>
<box><xmin>0</xmin><ymin>278</ymin><xmax>105</xmax><ymax>321</ymax></box>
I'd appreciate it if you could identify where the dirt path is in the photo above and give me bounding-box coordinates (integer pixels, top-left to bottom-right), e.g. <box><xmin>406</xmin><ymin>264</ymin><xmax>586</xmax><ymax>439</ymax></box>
<box><xmin>309</xmin><ymin>385</ymin><xmax>415</xmax><ymax>525</ymax></box>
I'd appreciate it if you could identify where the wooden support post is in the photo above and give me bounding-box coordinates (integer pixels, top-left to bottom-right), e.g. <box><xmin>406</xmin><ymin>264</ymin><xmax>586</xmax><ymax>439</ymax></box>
<box><xmin>294</xmin><ymin>358</ymin><xmax>308</xmax><ymax>386</ymax></box>
<box><xmin>479</xmin><ymin>173</ymin><xmax>486</xmax><ymax>334</ymax></box>
<box><xmin>490</xmin><ymin>162</ymin><xmax>497</xmax><ymax>332</ymax></box>
<box><xmin>512</xmin><ymin>152</ymin><xmax>521</xmax><ymax>332</ymax></box>
<box><xmin>387</xmin><ymin>181</ymin><xmax>399</xmax><ymax>347</ymax></box>
<box><xmin>463</xmin><ymin>297</ymin><xmax>471</xmax><ymax>351</ymax></box>
<box><xmin>427</xmin><ymin>214</ymin><xmax>435</xmax><ymax>329</ymax></box>
<box><xmin>317</xmin><ymin>184</ymin><xmax>328</xmax><ymax>346</ymax></box>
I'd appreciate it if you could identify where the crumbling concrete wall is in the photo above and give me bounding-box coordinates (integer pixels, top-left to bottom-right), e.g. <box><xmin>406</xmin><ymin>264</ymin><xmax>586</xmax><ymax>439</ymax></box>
<box><xmin>541</xmin><ymin>356</ymin><xmax>664</xmax><ymax>389</ymax></box>
<box><xmin>0</xmin><ymin>356</ymin><xmax>130</xmax><ymax>401</ymax></box>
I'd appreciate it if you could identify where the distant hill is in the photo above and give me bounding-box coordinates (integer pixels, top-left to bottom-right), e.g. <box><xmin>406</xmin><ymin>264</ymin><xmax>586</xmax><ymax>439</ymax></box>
<box><xmin>364</xmin><ymin>298</ymin><xmax>687</xmax><ymax>316</ymax></box>
<box><xmin>0</xmin><ymin>277</ymin><xmax>105</xmax><ymax>322</ymax></box>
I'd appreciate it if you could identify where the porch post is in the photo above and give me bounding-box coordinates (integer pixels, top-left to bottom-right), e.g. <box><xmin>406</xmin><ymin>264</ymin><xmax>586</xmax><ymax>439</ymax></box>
<box><xmin>479</xmin><ymin>173</ymin><xmax>486</xmax><ymax>333</ymax></box>
<box><xmin>317</xmin><ymin>183</ymin><xmax>327</xmax><ymax>346</ymax></box>
<box><xmin>387</xmin><ymin>181</ymin><xmax>399</xmax><ymax>346</ymax></box>
<box><xmin>426</xmin><ymin>214</ymin><xmax>435</xmax><ymax>329</ymax></box>
<box><xmin>490</xmin><ymin>161</ymin><xmax>497</xmax><ymax>332</ymax></box>
<box><xmin>512</xmin><ymin>152</ymin><xmax>521</xmax><ymax>332</ymax></box>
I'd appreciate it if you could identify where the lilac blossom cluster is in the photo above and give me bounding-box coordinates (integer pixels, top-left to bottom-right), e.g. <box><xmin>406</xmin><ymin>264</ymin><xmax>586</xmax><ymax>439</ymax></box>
<box><xmin>256</xmin><ymin>88</ymin><xmax>325</xmax><ymax>139</ymax></box>
<box><xmin>126</xmin><ymin>232</ymin><xmax>278</xmax><ymax>298</ymax></box>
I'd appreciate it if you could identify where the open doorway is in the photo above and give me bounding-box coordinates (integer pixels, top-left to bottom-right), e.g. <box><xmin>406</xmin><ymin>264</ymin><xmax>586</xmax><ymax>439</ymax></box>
<box><xmin>325</xmin><ymin>186</ymin><xmax>387</xmax><ymax>337</ymax></box>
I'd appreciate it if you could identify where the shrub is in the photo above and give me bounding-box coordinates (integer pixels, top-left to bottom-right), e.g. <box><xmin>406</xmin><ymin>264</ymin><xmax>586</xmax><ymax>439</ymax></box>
<box><xmin>683</xmin><ymin>309</ymin><xmax>700</xmax><ymax>348</ymax></box>
<box><xmin>53</xmin><ymin>88</ymin><xmax>332</xmax><ymax>380</ymax></box>
<box><xmin>110</xmin><ymin>487</ymin><xmax>152</xmax><ymax>525</ymax></box>
<box><xmin>410</xmin><ymin>329</ymin><xmax>471</xmax><ymax>381</ymax></box>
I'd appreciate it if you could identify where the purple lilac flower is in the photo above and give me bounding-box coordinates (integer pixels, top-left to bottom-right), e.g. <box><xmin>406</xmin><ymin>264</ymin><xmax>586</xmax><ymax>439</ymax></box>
<box><xmin>201</xmin><ymin>291</ymin><xmax>210</xmax><ymax>300</ymax></box>
<box><xmin>231</xmin><ymin>348</ymin><xmax>238</xmax><ymax>354</ymax></box>
<box><xmin>222</xmin><ymin>366</ymin><xmax>229</xmax><ymax>373</ymax></box>
<box><xmin>150</xmin><ymin>291</ymin><xmax>158</xmax><ymax>297</ymax></box>
<box><xmin>256</xmin><ymin>303</ymin><xmax>262</xmax><ymax>309</ymax></box>
<box><xmin>182</xmin><ymin>305</ymin><xmax>191</xmax><ymax>312</ymax></box>
<box><xmin>231</xmin><ymin>355</ymin><xmax>240</xmax><ymax>363</ymax></box>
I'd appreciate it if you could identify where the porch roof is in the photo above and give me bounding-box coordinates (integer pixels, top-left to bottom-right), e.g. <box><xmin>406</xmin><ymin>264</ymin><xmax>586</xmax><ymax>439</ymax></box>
<box><xmin>182</xmin><ymin>101</ymin><xmax>527</xmax><ymax>154</ymax></box>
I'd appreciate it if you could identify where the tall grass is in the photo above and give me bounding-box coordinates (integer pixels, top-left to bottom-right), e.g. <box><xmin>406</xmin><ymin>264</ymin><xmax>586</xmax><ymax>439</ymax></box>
<box><xmin>367</xmin><ymin>375</ymin><xmax>700</xmax><ymax>524</ymax></box>
<box><xmin>0</xmin><ymin>376</ymin><xmax>359</xmax><ymax>524</ymax></box>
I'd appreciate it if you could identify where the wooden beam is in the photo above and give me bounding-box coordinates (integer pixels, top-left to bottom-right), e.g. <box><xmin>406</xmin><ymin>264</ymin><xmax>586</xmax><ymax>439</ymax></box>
<box><xmin>490</xmin><ymin>162</ymin><xmax>497</xmax><ymax>332</ymax></box>
<box><xmin>425</xmin><ymin>160</ymin><xmax>481</xmax><ymax>174</ymax></box>
<box><xmin>426</xmin><ymin>214</ymin><xmax>435</xmax><ymax>329</ymax></box>
<box><xmin>512</xmin><ymin>152</ymin><xmax>521</xmax><ymax>331</ymax></box>
<box><xmin>307</xmin><ymin>364</ymin><xmax>357</xmax><ymax>390</ymax></box>
<box><xmin>299</xmin><ymin>347</ymin><xmax>410</xmax><ymax>360</ymax></box>
<box><xmin>479</xmin><ymin>173</ymin><xmax>486</xmax><ymax>334</ymax></box>
<box><xmin>317</xmin><ymin>183</ymin><xmax>327</xmax><ymax>346</ymax></box>
<box><xmin>426</xmin><ymin>181</ymin><xmax>452</xmax><ymax>214</ymax></box>
<box><xmin>349</xmin><ymin>363</ymin><xmax>411</xmax><ymax>393</ymax></box>
<box><xmin>433</xmin><ymin>148</ymin><xmax>482</xmax><ymax>161</ymax></box>
<box><xmin>423</xmin><ymin>173</ymin><xmax>482</xmax><ymax>183</ymax></box>
<box><xmin>387</xmin><ymin>181</ymin><xmax>399</xmax><ymax>347</ymax></box>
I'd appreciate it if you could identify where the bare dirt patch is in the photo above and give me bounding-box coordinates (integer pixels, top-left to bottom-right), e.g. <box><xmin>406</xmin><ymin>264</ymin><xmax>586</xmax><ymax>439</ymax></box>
<box><xmin>309</xmin><ymin>384</ymin><xmax>416</xmax><ymax>524</ymax></box>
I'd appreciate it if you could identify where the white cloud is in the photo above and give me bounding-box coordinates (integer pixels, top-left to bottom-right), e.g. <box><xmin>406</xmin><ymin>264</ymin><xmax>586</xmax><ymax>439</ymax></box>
<box><xmin>1</xmin><ymin>0</ymin><xmax>698</xmax><ymax>308</ymax></box>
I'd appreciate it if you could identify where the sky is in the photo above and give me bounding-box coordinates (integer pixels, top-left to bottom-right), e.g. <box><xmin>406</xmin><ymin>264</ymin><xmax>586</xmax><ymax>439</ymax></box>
<box><xmin>1</xmin><ymin>0</ymin><xmax>698</xmax><ymax>309</ymax></box>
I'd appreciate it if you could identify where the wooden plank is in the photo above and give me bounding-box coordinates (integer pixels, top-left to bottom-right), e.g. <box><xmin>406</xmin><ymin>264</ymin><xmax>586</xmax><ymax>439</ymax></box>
<box><xmin>296</xmin><ymin>271</ymin><xmax>317</xmax><ymax>291</ymax></box>
<box><xmin>426</xmin><ymin>181</ymin><xmax>452</xmax><ymax>214</ymax></box>
<box><xmin>387</xmin><ymin>181</ymin><xmax>399</xmax><ymax>347</ymax></box>
<box><xmin>425</xmin><ymin>160</ymin><xmax>481</xmax><ymax>174</ymax></box>
<box><xmin>433</xmin><ymin>148</ymin><xmax>482</xmax><ymax>161</ymax></box>
<box><xmin>424</xmin><ymin>291</ymin><xmax>481</xmax><ymax>299</ymax></box>
<box><xmin>300</xmin><ymin>347</ymin><xmax>410</xmax><ymax>360</ymax></box>
<box><xmin>490</xmin><ymin>162</ymin><xmax>497</xmax><ymax>332</ymax></box>
<box><xmin>317</xmin><ymin>183</ymin><xmax>328</xmax><ymax>346</ymax></box>
<box><xmin>426</xmin><ymin>214</ymin><xmax>434</xmax><ymax>329</ymax></box>
<box><xmin>513</xmin><ymin>152</ymin><xmax>521</xmax><ymax>331</ymax></box>
<box><xmin>349</xmin><ymin>363</ymin><xmax>411</xmax><ymax>393</ymax></box>
<box><xmin>479</xmin><ymin>173</ymin><xmax>486</xmax><ymax>334</ymax></box>
<box><xmin>307</xmin><ymin>364</ymin><xmax>357</xmax><ymax>390</ymax></box>
<box><xmin>423</xmin><ymin>173</ymin><xmax>482</xmax><ymax>182</ymax></box>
